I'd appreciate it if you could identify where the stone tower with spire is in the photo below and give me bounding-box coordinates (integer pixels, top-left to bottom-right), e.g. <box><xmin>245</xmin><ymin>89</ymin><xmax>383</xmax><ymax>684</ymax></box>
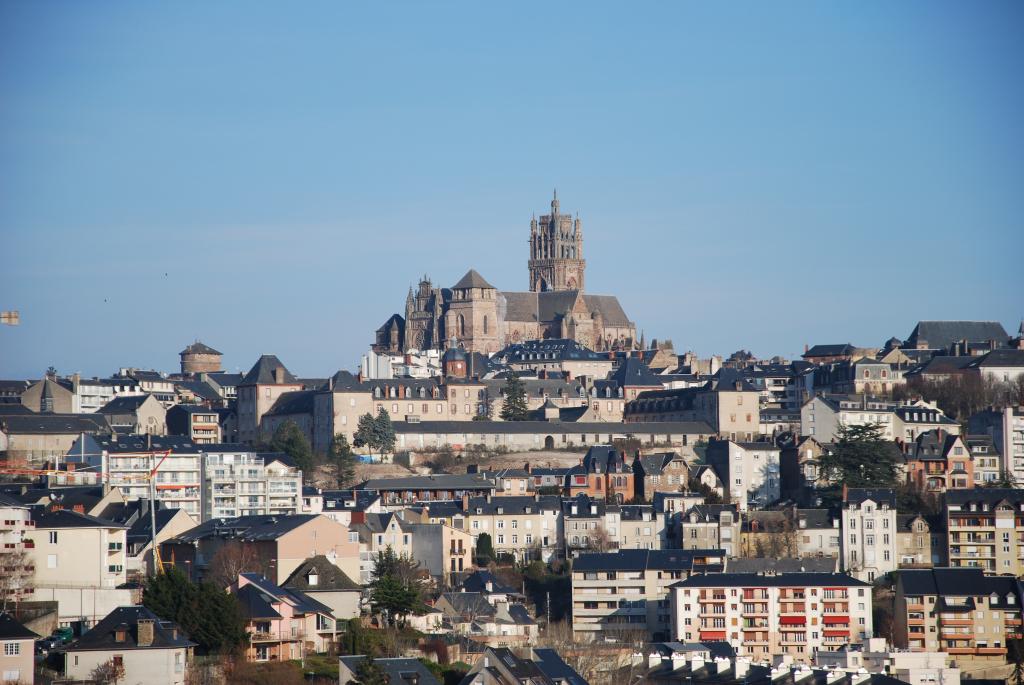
<box><xmin>528</xmin><ymin>190</ymin><xmax>585</xmax><ymax>292</ymax></box>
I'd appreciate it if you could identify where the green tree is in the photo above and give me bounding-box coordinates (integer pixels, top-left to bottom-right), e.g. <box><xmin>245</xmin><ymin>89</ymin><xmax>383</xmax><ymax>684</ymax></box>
<box><xmin>269</xmin><ymin>419</ymin><xmax>314</xmax><ymax>475</ymax></box>
<box><xmin>375</xmin><ymin>407</ymin><xmax>396</xmax><ymax>455</ymax></box>
<box><xmin>329</xmin><ymin>434</ymin><xmax>357</xmax><ymax>488</ymax></box>
<box><xmin>369</xmin><ymin>548</ymin><xmax>424</xmax><ymax>627</ymax></box>
<box><xmin>353</xmin><ymin>658</ymin><xmax>389</xmax><ymax>685</ymax></box>
<box><xmin>142</xmin><ymin>566</ymin><xmax>248</xmax><ymax>654</ymax></box>
<box><xmin>354</xmin><ymin>413</ymin><xmax>378</xmax><ymax>455</ymax></box>
<box><xmin>475</xmin><ymin>532</ymin><xmax>495</xmax><ymax>565</ymax></box>
<box><xmin>499</xmin><ymin>372</ymin><xmax>530</xmax><ymax>421</ymax></box>
<box><xmin>818</xmin><ymin>422</ymin><xmax>899</xmax><ymax>488</ymax></box>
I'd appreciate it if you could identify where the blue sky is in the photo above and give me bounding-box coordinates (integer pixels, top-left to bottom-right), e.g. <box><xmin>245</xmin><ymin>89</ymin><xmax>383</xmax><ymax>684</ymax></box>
<box><xmin>1</xmin><ymin>1</ymin><xmax>1021</xmax><ymax>379</ymax></box>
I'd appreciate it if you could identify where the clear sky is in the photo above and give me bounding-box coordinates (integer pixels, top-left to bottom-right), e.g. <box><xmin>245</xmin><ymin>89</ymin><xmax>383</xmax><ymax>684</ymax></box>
<box><xmin>1</xmin><ymin>1</ymin><xmax>1022</xmax><ymax>379</ymax></box>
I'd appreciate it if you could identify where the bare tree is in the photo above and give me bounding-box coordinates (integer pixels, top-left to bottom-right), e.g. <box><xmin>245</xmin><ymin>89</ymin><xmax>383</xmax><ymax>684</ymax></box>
<box><xmin>206</xmin><ymin>541</ymin><xmax>271</xmax><ymax>588</ymax></box>
<box><xmin>0</xmin><ymin>549</ymin><xmax>33</xmax><ymax>612</ymax></box>
<box><xmin>587</xmin><ymin>524</ymin><xmax>615</xmax><ymax>553</ymax></box>
<box><xmin>90</xmin><ymin>658</ymin><xmax>126</xmax><ymax>684</ymax></box>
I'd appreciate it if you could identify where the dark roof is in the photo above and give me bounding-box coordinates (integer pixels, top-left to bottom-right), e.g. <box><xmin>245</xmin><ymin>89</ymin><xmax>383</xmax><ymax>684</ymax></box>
<box><xmin>238</xmin><ymin>573</ymin><xmax>333</xmax><ymax>615</ymax></box>
<box><xmin>946</xmin><ymin>488</ymin><xmax>1024</xmax><ymax>507</ymax></box>
<box><xmin>459</xmin><ymin>570</ymin><xmax>519</xmax><ymax>595</ymax></box>
<box><xmin>85</xmin><ymin>434</ymin><xmax>214</xmax><ymax>454</ymax></box>
<box><xmin>573</xmin><ymin>549</ymin><xmax>725</xmax><ymax>572</ymax></box>
<box><xmin>0</xmin><ymin>613</ymin><xmax>38</xmax><ymax>640</ymax></box>
<box><xmin>180</xmin><ymin>341</ymin><xmax>222</xmax><ymax>356</ymax></box>
<box><xmin>532</xmin><ymin>648</ymin><xmax>589</xmax><ymax>685</ymax></box>
<box><xmin>205</xmin><ymin>372</ymin><xmax>243</xmax><ymax>387</ymax></box>
<box><xmin>965</xmin><ymin>349</ymin><xmax>1024</xmax><ymax>369</ymax></box>
<box><xmin>844</xmin><ymin>488</ymin><xmax>897</xmax><ymax>507</ymax></box>
<box><xmin>453</xmin><ymin>269</ymin><xmax>495</xmax><ymax>290</ymax></box>
<box><xmin>0</xmin><ymin>413</ymin><xmax>108</xmax><ymax>435</ymax></box>
<box><xmin>264</xmin><ymin>390</ymin><xmax>316</xmax><ymax>417</ymax></box>
<box><xmin>32</xmin><ymin>509</ymin><xmax>127</xmax><ymax>530</ymax></box>
<box><xmin>905</xmin><ymin>321</ymin><xmax>1009</xmax><ymax>350</ymax></box>
<box><xmin>610</xmin><ymin>357</ymin><xmax>663</xmax><ymax>388</ymax></box>
<box><xmin>240</xmin><ymin>355</ymin><xmax>298</xmax><ymax>386</ymax></box>
<box><xmin>390</xmin><ymin>420</ymin><xmax>714</xmax><ymax>435</ymax></box>
<box><xmin>361</xmin><ymin>474</ymin><xmax>495</xmax><ymax>491</ymax></box>
<box><xmin>97</xmin><ymin>394</ymin><xmax>156</xmax><ymax>414</ymax></box>
<box><xmin>672</xmin><ymin>572</ymin><xmax>869</xmax><ymax>588</ymax></box>
<box><xmin>803</xmin><ymin>344</ymin><xmax>855</xmax><ymax>358</ymax></box>
<box><xmin>66</xmin><ymin>606</ymin><xmax>194</xmax><ymax>651</ymax></box>
<box><xmin>439</xmin><ymin>592</ymin><xmax>495</xmax><ymax>618</ymax></box>
<box><xmin>284</xmin><ymin>555</ymin><xmax>361</xmax><ymax>592</ymax></box>
<box><xmin>126</xmin><ymin>507</ymin><xmax>187</xmax><ymax>545</ymax></box>
<box><xmin>235</xmin><ymin>583</ymin><xmax>282</xmax><ymax>619</ymax></box>
<box><xmin>500</xmin><ymin>338</ymin><xmax>607</xmax><ymax>363</ymax></box>
<box><xmin>898</xmin><ymin>568</ymin><xmax>1020</xmax><ymax>608</ymax></box>
<box><xmin>725</xmin><ymin>558</ymin><xmax>837</xmax><ymax>573</ymax></box>
<box><xmin>169</xmin><ymin>514</ymin><xmax>320</xmax><ymax>543</ymax></box>
<box><xmin>340</xmin><ymin>657</ymin><xmax>442</xmax><ymax>685</ymax></box>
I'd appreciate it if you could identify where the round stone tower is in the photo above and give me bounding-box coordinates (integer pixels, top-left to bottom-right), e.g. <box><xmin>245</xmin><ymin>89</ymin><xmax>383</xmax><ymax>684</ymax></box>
<box><xmin>179</xmin><ymin>341</ymin><xmax>223</xmax><ymax>375</ymax></box>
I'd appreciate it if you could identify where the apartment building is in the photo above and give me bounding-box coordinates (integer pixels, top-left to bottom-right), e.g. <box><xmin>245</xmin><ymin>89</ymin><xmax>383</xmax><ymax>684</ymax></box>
<box><xmin>68</xmin><ymin>435</ymin><xmax>205</xmax><ymax>517</ymax></box>
<box><xmin>617</xmin><ymin>505</ymin><xmax>664</xmax><ymax>551</ymax></box>
<box><xmin>705</xmin><ymin>440</ymin><xmax>781</xmax><ymax>512</ymax></box>
<box><xmin>449</xmin><ymin>494</ymin><xmax>562</xmax><ymax>562</ymax></box>
<box><xmin>841</xmin><ymin>488</ymin><xmax>898</xmax><ymax>582</ymax></box>
<box><xmin>800</xmin><ymin>395</ymin><xmax>897</xmax><ymax>443</ymax></box>
<box><xmin>0</xmin><ymin>494</ymin><xmax>34</xmax><ymax>607</ymax></box>
<box><xmin>571</xmin><ymin>549</ymin><xmax>726</xmax><ymax>641</ymax></box>
<box><xmin>795</xmin><ymin>508</ymin><xmax>840</xmax><ymax>559</ymax></box>
<box><xmin>678</xmin><ymin>504</ymin><xmax>741</xmax><ymax>556</ymax></box>
<box><xmin>28</xmin><ymin>509</ymin><xmax>133</xmax><ymax>628</ymax></box>
<box><xmin>669</xmin><ymin>572</ymin><xmax>873</xmax><ymax>663</ymax></box>
<box><xmin>167</xmin><ymin>404</ymin><xmax>223</xmax><ymax>444</ymax></box>
<box><xmin>965</xmin><ymin>435</ymin><xmax>1001</xmax><ymax>485</ymax></box>
<box><xmin>894</xmin><ymin>568</ymin><xmax>1022</xmax><ymax>659</ymax></box>
<box><xmin>896</xmin><ymin>514</ymin><xmax>942</xmax><ymax>569</ymax></box>
<box><xmin>201</xmin><ymin>451</ymin><xmax>302</xmax><ymax>521</ymax></box>
<box><xmin>968</xmin><ymin>406</ymin><xmax>1024</xmax><ymax>484</ymax></box>
<box><xmin>945</xmin><ymin>489</ymin><xmax>1024</xmax><ymax>575</ymax></box>
<box><xmin>893</xmin><ymin>405</ymin><xmax>961</xmax><ymax>442</ymax></box>
<box><xmin>633</xmin><ymin>451</ymin><xmax>691</xmax><ymax>501</ymax></box>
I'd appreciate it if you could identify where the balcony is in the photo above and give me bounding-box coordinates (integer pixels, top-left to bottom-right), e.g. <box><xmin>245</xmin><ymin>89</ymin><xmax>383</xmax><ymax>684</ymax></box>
<box><xmin>977</xmin><ymin>647</ymin><xmax>1007</xmax><ymax>656</ymax></box>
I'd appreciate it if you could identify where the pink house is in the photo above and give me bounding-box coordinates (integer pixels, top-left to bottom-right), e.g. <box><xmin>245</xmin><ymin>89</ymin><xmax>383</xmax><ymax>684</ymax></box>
<box><xmin>231</xmin><ymin>573</ymin><xmax>337</xmax><ymax>662</ymax></box>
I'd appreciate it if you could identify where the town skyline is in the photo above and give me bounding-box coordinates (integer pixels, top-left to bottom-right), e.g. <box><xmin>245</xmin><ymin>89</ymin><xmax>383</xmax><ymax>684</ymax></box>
<box><xmin>3</xmin><ymin>1</ymin><xmax>1023</xmax><ymax>377</ymax></box>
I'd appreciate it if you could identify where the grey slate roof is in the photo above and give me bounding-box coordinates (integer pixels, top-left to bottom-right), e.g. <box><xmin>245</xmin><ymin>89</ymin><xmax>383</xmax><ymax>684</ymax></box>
<box><xmin>361</xmin><ymin>474</ymin><xmax>496</xmax><ymax>491</ymax></box>
<box><xmin>0</xmin><ymin>613</ymin><xmax>38</xmax><ymax>640</ymax></box>
<box><xmin>264</xmin><ymin>390</ymin><xmax>316</xmax><ymax>416</ymax></box>
<box><xmin>725</xmin><ymin>557</ymin><xmax>838</xmax><ymax>573</ymax></box>
<box><xmin>65</xmin><ymin>606</ymin><xmax>194</xmax><ymax>651</ymax></box>
<box><xmin>98</xmin><ymin>394</ymin><xmax>154</xmax><ymax>414</ymax></box>
<box><xmin>453</xmin><ymin>269</ymin><xmax>496</xmax><ymax>290</ymax></box>
<box><xmin>611</xmin><ymin>357</ymin><xmax>663</xmax><ymax>387</ymax></box>
<box><xmin>169</xmin><ymin>514</ymin><xmax>320</xmax><ymax>542</ymax></box>
<box><xmin>844</xmin><ymin>488</ymin><xmax>897</xmax><ymax>507</ymax></box>
<box><xmin>672</xmin><ymin>572</ymin><xmax>869</xmax><ymax>588</ymax></box>
<box><xmin>965</xmin><ymin>349</ymin><xmax>1024</xmax><ymax>368</ymax></box>
<box><xmin>0</xmin><ymin>413</ymin><xmax>108</xmax><ymax>435</ymax></box>
<box><xmin>340</xmin><ymin>657</ymin><xmax>442</xmax><ymax>685</ymax></box>
<box><xmin>240</xmin><ymin>355</ymin><xmax>298</xmax><ymax>386</ymax></box>
<box><xmin>803</xmin><ymin>344</ymin><xmax>855</xmax><ymax>358</ymax></box>
<box><xmin>574</xmin><ymin>549</ymin><xmax>725</xmax><ymax>572</ymax></box>
<box><xmin>905</xmin><ymin>320</ymin><xmax>1009</xmax><ymax>349</ymax></box>
<box><xmin>32</xmin><ymin>509</ymin><xmax>127</xmax><ymax>530</ymax></box>
<box><xmin>390</xmin><ymin>420</ymin><xmax>714</xmax><ymax>435</ymax></box>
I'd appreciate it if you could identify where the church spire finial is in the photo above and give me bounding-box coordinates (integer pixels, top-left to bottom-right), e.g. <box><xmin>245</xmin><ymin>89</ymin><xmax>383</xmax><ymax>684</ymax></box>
<box><xmin>551</xmin><ymin>189</ymin><xmax>559</xmax><ymax>216</ymax></box>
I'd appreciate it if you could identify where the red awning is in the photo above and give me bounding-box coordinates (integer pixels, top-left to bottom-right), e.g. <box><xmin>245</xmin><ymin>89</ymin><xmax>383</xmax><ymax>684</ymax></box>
<box><xmin>823</xmin><ymin>616</ymin><xmax>849</xmax><ymax>625</ymax></box>
<box><xmin>699</xmin><ymin>631</ymin><xmax>727</xmax><ymax>640</ymax></box>
<box><xmin>824</xmin><ymin>629</ymin><xmax>850</xmax><ymax>636</ymax></box>
<box><xmin>780</xmin><ymin>616</ymin><xmax>806</xmax><ymax>625</ymax></box>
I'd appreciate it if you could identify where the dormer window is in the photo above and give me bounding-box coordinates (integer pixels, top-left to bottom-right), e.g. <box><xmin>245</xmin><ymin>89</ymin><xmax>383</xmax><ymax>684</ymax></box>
<box><xmin>307</xmin><ymin>571</ymin><xmax>319</xmax><ymax>586</ymax></box>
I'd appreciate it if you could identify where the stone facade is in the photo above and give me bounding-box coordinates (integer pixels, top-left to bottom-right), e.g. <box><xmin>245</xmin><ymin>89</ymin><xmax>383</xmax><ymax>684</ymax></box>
<box><xmin>373</xmin><ymin>194</ymin><xmax>637</xmax><ymax>355</ymax></box>
<box><xmin>179</xmin><ymin>341</ymin><xmax>223</xmax><ymax>375</ymax></box>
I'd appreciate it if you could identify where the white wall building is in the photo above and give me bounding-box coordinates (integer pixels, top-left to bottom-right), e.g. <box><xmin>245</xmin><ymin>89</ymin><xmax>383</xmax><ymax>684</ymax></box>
<box><xmin>841</xmin><ymin>489</ymin><xmax>898</xmax><ymax>582</ymax></box>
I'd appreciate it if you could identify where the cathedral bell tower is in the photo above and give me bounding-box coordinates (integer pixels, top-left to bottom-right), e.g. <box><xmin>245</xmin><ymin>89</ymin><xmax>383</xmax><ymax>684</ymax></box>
<box><xmin>528</xmin><ymin>190</ymin><xmax>585</xmax><ymax>292</ymax></box>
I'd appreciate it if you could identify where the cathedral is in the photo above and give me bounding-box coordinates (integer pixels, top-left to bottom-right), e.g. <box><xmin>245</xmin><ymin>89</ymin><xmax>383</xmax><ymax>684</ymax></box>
<box><xmin>373</xmin><ymin>193</ymin><xmax>637</xmax><ymax>355</ymax></box>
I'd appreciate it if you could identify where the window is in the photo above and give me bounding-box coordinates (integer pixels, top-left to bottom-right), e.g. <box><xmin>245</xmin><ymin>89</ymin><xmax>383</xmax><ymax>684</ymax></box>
<box><xmin>3</xmin><ymin>642</ymin><xmax>19</xmax><ymax>656</ymax></box>
<box><xmin>49</xmin><ymin>531</ymin><xmax>58</xmax><ymax>544</ymax></box>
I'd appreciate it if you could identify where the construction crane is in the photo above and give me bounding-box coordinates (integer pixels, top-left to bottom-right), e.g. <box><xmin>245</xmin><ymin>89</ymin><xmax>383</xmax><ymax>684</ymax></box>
<box><xmin>0</xmin><ymin>447</ymin><xmax>174</xmax><ymax>574</ymax></box>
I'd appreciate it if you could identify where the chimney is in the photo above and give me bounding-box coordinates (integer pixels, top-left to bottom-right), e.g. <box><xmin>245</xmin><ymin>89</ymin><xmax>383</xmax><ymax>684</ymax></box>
<box><xmin>734</xmin><ymin>657</ymin><xmax>750</xmax><ymax>679</ymax></box>
<box><xmin>273</xmin><ymin>367</ymin><xmax>285</xmax><ymax>384</ymax></box>
<box><xmin>137</xmin><ymin>618</ymin><xmax>155</xmax><ymax>647</ymax></box>
<box><xmin>851</xmin><ymin>668</ymin><xmax>871</xmax><ymax>685</ymax></box>
<box><xmin>461</xmin><ymin>493</ymin><xmax>470</xmax><ymax>511</ymax></box>
<box><xmin>690</xmin><ymin>655</ymin><xmax>705</xmax><ymax>672</ymax></box>
<box><xmin>647</xmin><ymin>651</ymin><xmax>663</xmax><ymax>670</ymax></box>
<box><xmin>523</xmin><ymin>462</ymin><xmax>531</xmax><ymax>474</ymax></box>
<box><xmin>671</xmin><ymin>651</ymin><xmax>688</xmax><ymax>671</ymax></box>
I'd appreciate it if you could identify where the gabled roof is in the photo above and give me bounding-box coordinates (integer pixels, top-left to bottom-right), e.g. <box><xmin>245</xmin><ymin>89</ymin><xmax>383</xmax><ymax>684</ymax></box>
<box><xmin>340</xmin><ymin>657</ymin><xmax>442</xmax><ymax>685</ymax></box>
<box><xmin>610</xmin><ymin>357</ymin><xmax>663</xmax><ymax>388</ymax></box>
<box><xmin>965</xmin><ymin>349</ymin><xmax>1024</xmax><ymax>369</ymax></box>
<box><xmin>532</xmin><ymin>648</ymin><xmax>589</xmax><ymax>685</ymax></box>
<box><xmin>98</xmin><ymin>394</ymin><xmax>157</xmax><ymax>414</ymax></box>
<box><xmin>905</xmin><ymin>321</ymin><xmax>1009</xmax><ymax>350</ymax></box>
<box><xmin>844</xmin><ymin>488</ymin><xmax>897</xmax><ymax>507</ymax></box>
<box><xmin>0</xmin><ymin>613</ymin><xmax>38</xmax><ymax>640</ymax></box>
<box><xmin>574</xmin><ymin>549</ymin><xmax>725</xmax><ymax>572</ymax></box>
<box><xmin>169</xmin><ymin>514</ymin><xmax>320</xmax><ymax>543</ymax></box>
<box><xmin>803</xmin><ymin>344</ymin><xmax>854</xmax><ymax>358</ymax></box>
<box><xmin>284</xmin><ymin>555</ymin><xmax>361</xmax><ymax>592</ymax></box>
<box><xmin>240</xmin><ymin>355</ymin><xmax>298</xmax><ymax>386</ymax></box>
<box><xmin>65</xmin><ymin>606</ymin><xmax>194</xmax><ymax>651</ymax></box>
<box><xmin>264</xmin><ymin>390</ymin><xmax>316</xmax><ymax>416</ymax></box>
<box><xmin>0</xmin><ymin>413</ymin><xmax>108</xmax><ymax>435</ymax></box>
<box><xmin>453</xmin><ymin>269</ymin><xmax>495</xmax><ymax>290</ymax></box>
<box><xmin>32</xmin><ymin>508</ymin><xmax>127</xmax><ymax>530</ymax></box>
<box><xmin>238</xmin><ymin>573</ymin><xmax>333</xmax><ymax>615</ymax></box>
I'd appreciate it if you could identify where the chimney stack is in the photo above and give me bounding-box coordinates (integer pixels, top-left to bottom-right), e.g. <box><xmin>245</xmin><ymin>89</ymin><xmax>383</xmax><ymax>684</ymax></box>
<box><xmin>137</xmin><ymin>618</ymin><xmax>155</xmax><ymax>647</ymax></box>
<box><xmin>273</xmin><ymin>367</ymin><xmax>285</xmax><ymax>384</ymax></box>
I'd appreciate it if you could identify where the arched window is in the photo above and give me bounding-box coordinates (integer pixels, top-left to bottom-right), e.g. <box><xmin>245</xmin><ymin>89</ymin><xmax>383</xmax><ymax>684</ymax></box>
<box><xmin>457</xmin><ymin>314</ymin><xmax>465</xmax><ymax>337</ymax></box>
<box><xmin>483</xmin><ymin>315</ymin><xmax>489</xmax><ymax>335</ymax></box>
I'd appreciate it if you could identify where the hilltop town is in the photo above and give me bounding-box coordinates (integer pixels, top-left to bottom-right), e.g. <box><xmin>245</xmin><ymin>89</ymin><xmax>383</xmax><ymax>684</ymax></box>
<box><xmin>2</xmin><ymin>196</ymin><xmax>1023</xmax><ymax>685</ymax></box>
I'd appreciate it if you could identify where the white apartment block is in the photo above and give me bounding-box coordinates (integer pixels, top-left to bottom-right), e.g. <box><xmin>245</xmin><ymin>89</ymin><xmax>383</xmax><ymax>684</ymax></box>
<box><xmin>705</xmin><ymin>440</ymin><xmax>781</xmax><ymax>512</ymax></box>
<box><xmin>670</xmin><ymin>572</ymin><xmax>873</xmax><ymax>663</ymax></box>
<box><xmin>201</xmin><ymin>451</ymin><xmax>302</xmax><ymax>521</ymax></box>
<box><xmin>841</xmin><ymin>489</ymin><xmax>898</xmax><ymax>582</ymax></box>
